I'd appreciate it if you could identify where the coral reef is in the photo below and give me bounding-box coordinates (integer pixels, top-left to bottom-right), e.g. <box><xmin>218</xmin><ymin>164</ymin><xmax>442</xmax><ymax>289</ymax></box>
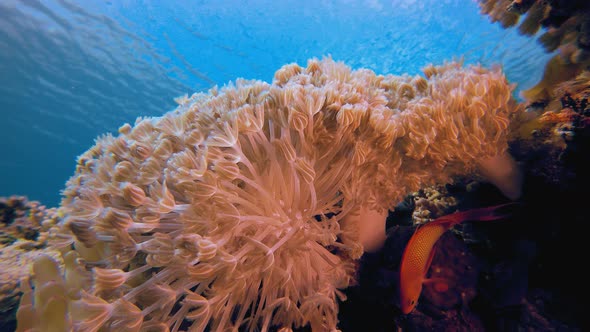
<box><xmin>479</xmin><ymin>0</ymin><xmax>590</xmax><ymax>58</ymax></box>
<box><xmin>1</xmin><ymin>196</ymin><xmax>55</xmax><ymax>245</ymax></box>
<box><xmin>479</xmin><ymin>0</ymin><xmax>590</xmax><ymax>103</ymax></box>
<box><xmin>15</xmin><ymin>58</ymin><xmax>522</xmax><ymax>331</ymax></box>
<box><xmin>0</xmin><ymin>196</ymin><xmax>61</xmax><ymax>331</ymax></box>
<box><xmin>512</xmin><ymin>70</ymin><xmax>590</xmax><ymax>187</ymax></box>
<box><xmin>410</xmin><ymin>185</ymin><xmax>458</xmax><ymax>225</ymax></box>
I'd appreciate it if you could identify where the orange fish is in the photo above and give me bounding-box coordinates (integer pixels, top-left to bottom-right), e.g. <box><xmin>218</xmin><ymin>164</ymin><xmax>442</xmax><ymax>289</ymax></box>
<box><xmin>398</xmin><ymin>203</ymin><xmax>516</xmax><ymax>314</ymax></box>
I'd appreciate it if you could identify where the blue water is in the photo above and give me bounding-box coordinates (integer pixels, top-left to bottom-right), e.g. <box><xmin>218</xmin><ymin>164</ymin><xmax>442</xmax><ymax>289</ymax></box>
<box><xmin>0</xmin><ymin>0</ymin><xmax>551</xmax><ymax>207</ymax></box>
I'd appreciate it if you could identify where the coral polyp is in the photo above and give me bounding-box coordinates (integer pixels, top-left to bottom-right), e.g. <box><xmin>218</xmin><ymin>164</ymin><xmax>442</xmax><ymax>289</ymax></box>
<box><xmin>17</xmin><ymin>58</ymin><xmax>522</xmax><ymax>332</ymax></box>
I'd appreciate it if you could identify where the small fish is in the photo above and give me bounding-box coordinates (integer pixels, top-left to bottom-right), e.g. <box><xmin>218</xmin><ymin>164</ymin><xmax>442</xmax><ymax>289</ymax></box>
<box><xmin>398</xmin><ymin>203</ymin><xmax>516</xmax><ymax>314</ymax></box>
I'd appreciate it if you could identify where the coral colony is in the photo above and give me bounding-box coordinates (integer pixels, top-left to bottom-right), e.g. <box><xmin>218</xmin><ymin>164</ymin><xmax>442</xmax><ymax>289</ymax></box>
<box><xmin>15</xmin><ymin>58</ymin><xmax>523</xmax><ymax>331</ymax></box>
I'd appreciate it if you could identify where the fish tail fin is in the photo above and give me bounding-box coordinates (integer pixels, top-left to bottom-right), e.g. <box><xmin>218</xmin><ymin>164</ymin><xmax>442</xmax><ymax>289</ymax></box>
<box><xmin>432</xmin><ymin>202</ymin><xmax>519</xmax><ymax>228</ymax></box>
<box><xmin>455</xmin><ymin>202</ymin><xmax>519</xmax><ymax>222</ymax></box>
